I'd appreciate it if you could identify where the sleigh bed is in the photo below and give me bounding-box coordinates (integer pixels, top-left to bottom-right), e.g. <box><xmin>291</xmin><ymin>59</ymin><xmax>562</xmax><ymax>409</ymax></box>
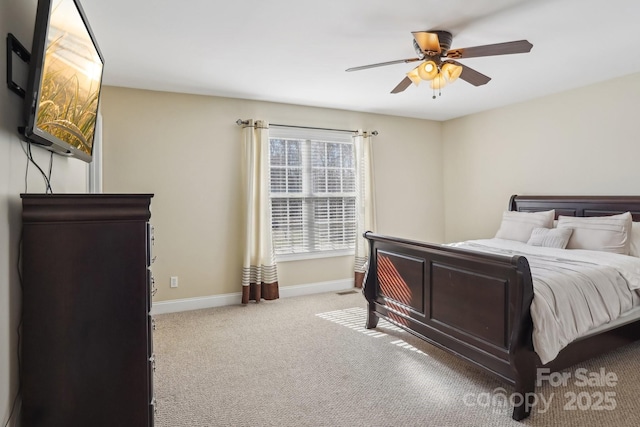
<box><xmin>362</xmin><ymin>195</ymin><xmax>640</xmax><ymax>420</ymax></box>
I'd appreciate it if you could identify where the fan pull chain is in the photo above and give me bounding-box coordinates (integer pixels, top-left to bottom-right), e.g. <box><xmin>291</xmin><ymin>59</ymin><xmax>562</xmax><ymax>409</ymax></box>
<box><xmin>432</xmin><ymin>72</ymin><xmax>442</xmax><ymax>99</ymax></box>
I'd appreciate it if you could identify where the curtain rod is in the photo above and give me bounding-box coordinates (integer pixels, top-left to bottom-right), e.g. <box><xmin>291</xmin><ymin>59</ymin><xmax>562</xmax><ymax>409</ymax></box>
<box><xmin>235</xmin><ymin>119</ymin><xmax>378</xmax><ymax>136</ymax></box>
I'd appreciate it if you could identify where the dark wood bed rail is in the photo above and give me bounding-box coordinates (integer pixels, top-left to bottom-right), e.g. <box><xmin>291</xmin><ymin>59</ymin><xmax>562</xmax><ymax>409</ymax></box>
<box><xmin>363</xmin><ymin>195</ymin><xmax>640</xmax><ymax>421</ymax></box>
<box><xmin>363</xmin><ymin>232</ymin><xmax>536</xmax><ymax>420</ymax></box>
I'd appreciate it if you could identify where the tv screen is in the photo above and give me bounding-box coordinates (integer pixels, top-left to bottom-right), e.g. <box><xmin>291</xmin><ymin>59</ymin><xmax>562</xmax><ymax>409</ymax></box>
<box><xmin>22</xmin><ymin>0</ymin><xmax>104</xmax><ymax>163</ymax></box>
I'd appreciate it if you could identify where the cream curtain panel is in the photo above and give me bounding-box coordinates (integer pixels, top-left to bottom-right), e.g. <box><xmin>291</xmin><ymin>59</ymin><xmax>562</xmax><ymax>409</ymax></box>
<box><xmin>354</xmin><ymin>131</ymin><xmax>376</xmax><ymax>288</ymax></box>
<box><xmin>240</xmin><ymin>119</ymin><xmax>279</xmax><ymax>303</ymax></box>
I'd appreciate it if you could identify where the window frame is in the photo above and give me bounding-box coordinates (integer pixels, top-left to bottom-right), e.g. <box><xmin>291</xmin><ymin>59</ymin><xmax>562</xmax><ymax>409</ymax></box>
<box><xmin>268</xmin><ymin>127</ymin><xmax>357</xmax><ymax>261</ymax></box>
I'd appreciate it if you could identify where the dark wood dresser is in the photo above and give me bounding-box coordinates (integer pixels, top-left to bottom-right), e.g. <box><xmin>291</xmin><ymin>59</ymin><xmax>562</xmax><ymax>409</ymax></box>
<box><xmin>20</xmin><ymin>194</ymin><xmax>155</xmax><ymax>427</ymax></box>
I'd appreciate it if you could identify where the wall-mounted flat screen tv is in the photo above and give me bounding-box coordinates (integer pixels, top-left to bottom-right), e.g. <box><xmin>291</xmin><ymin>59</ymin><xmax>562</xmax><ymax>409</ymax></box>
<box><xmin>22</xmin><ymin>0</ymin><xmax>104</xmax><ymax>163</ymax></box>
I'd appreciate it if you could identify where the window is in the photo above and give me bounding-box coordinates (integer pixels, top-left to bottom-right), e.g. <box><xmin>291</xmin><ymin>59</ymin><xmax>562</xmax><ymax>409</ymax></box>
<box><xmin>269</xmin><ymin>128</ymin><xmax>356</xmax><ymax>258</ymax></box>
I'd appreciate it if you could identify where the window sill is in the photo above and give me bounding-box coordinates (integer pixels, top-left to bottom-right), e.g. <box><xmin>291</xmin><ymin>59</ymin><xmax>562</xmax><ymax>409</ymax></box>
<box><xmin>275</xmin><ymin>249</ymin><xmax>354</xmax><ymax>262</ymax></box>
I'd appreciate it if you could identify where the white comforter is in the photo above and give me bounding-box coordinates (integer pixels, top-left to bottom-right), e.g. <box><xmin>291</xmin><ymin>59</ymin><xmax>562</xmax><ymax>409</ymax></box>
<box><xmin>449</xmin><ymin>239</ymin><xmax>640</xmax><ymax>364</ymax></box>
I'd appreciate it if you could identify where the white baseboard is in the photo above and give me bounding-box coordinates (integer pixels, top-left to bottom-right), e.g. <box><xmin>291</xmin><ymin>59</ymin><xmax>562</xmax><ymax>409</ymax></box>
<box><xmin>151</xmin><ymin>278</ymin><xmax>355</xmax><ymax>315</ymax></box>
<box><xmin>151</xmin><ymin>293</ymin><xmax>241</xmax><ymax>315</ymax></box>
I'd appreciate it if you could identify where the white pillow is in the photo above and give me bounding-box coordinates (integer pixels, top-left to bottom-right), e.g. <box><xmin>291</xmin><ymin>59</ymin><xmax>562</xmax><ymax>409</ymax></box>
<box><xmin>527</xmin><ymin>227</ymin><xmax>573</xmax><ymax>249</ymax></box>
<box><xmin>557</xmin><ymin>212</ymin><xmax>632</xmax><ymax>255</ymax></box>
<box><xmin>631</xmin><ymin>222</ymin><xmax>640</xmax><ymax>257</ymax></box>
<box><xmin>495</xmin><ymin>210</ymin><xmax>555</xmax><ymax>243</ymax></box>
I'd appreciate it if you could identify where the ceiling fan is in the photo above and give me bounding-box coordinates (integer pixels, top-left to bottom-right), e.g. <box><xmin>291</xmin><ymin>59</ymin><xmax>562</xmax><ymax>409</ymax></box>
<box><xmin>346</xmin><ymin>30</ymin><xmax>533</xmax><ymax>96</ymax></box>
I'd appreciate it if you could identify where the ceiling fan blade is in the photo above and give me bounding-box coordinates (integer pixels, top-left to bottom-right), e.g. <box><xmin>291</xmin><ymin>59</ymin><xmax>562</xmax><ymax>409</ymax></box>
<box><xmin>412</xmin><ymin>31</ymin><xmax>441</xmax><ymax>54</ymax></box>
<box><xmin>346</xmin><ymin>57</ymin><xmax>420</xmax><ymax>72</ymax></box>
<box><xmin>390</xmin><ymin>76</ymin><xmax>412</xmax><ymax>94</ymax></box>
<box><xmin>446</xmin><ymin>60</ymin><xmax>491</xmax><ymax>86</ymax></box>
<box><xmin>446</xmin><ymin>40</ymin><xmax>533</xmax><ymax>59</ymax></box>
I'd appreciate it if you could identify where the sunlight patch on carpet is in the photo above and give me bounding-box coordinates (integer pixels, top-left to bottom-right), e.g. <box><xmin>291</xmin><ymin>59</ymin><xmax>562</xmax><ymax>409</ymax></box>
<box><xmin>316</xmin><ymin>307</ymin><xmax>387</xmax><ymax>337</ymax></box>
<box><xmin>390</xmin><ymin>339</ymin><xmax>427</xmax><ymax>355</ymax></box>
<box><xmin>315</xmin><ymin>306</ymin><xmax>419</xmax><ymax>356</ymax></box>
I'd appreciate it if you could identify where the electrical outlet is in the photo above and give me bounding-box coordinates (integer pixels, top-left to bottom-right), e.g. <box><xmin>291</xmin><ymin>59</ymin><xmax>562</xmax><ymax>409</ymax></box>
<box><xmin>170</xmin><ymin>276</ymin><xmax>178</xmax><ymax>288</ymax></box>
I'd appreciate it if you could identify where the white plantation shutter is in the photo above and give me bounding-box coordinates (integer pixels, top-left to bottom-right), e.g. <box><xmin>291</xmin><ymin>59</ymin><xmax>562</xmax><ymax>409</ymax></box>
<box><xmin>269</xmin><ymin>127</ymin><xmax>356</xmax><ymax>256</ymax></box>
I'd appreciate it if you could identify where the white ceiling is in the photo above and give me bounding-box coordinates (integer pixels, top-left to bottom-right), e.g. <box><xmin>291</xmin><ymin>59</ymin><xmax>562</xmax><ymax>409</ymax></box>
<box><xmin>80</xmin><ymin>0</ymin><xmax>640</xmax><ymax>121</ymax></box>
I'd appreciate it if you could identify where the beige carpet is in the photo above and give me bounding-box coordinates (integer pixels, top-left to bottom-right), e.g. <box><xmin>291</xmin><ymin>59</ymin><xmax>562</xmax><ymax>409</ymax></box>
<box><xmin>153</xmin><ymin>291</ymin><xmax>640</xmax><ymax>426</ymax></box>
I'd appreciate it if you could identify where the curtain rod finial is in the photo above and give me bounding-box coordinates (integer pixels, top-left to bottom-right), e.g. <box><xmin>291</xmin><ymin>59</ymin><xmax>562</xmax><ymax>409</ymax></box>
<box><xmin>236</xmin><ymin>119</ymin><xmax>249</xmax><ymax>126</ymax></box>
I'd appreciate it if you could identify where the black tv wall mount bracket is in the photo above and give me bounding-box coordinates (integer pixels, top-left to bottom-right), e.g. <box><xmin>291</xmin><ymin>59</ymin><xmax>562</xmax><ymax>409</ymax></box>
<box><xmin>6</xmin><ymin>33</ymin><xmax>30</xmax><ymax>98</ymax></box>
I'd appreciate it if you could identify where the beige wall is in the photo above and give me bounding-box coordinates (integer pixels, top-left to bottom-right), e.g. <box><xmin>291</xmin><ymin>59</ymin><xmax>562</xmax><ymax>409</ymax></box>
<box><xmin>100</xmin><ymin>87</ymin><xmax>444</xmax><ymax>302</ymax></box>
<box><xmin>442</xmin><ymin>72</ymin><xmax>640</xmax><ymax>243</ymax></box>
<box><xmin>1</xmin><ymin>0</ymin><xmax>90</xmax><ymax>420</ymax></box>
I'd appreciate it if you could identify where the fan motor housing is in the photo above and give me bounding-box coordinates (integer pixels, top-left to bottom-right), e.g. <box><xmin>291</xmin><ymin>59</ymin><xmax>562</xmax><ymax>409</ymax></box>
<box><xmin>430</xmin><ymin>30</ymin><xmax>453</xmax><ymax>55</ymax></box>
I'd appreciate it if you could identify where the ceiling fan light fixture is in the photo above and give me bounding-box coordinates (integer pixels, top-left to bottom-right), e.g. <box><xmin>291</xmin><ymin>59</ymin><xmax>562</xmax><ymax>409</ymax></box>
<box><xmin>442</xmin><ymin>62</ymin><xmax>463</xmax><ymax>83</ymax></box>
<box><xmin>407</xmin><ymin>67</ymin><xmax>422</xmax><ymax>86</ymax></box>
<box><xmin>430</xmin><ymin>74</ymin><xmax>448</xmax><ymax>89</ymax></box>
<box><xmin>417</xmin><ymin>60</ymin><xmax>438</xmax><ymax>80</ymax></box>
<box><xmin>347</xmin><ymin>30</ymin><xmax>532</xmax><ymax>96</ymax></box>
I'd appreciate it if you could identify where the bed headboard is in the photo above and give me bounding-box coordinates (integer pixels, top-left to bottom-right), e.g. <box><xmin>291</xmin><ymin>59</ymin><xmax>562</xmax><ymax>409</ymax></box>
<box><xmin>509</xmin><ymin>195</ymin><xmax>640</xmax><ymax>222</ymax></box>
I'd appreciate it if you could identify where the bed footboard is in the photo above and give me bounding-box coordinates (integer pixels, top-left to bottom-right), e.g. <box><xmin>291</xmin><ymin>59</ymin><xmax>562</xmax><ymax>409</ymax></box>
<box><xmin>362</xmin><ymin>232</ymin><xmax>536</xmax><ymax>420</ymax></box>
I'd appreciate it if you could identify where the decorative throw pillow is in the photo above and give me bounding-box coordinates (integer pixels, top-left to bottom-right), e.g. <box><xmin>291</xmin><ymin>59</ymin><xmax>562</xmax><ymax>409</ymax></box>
<box><xmin>527</xmin><ymin>227</ymin><xmax>573</xmax><ymax>249</ymax></box>
<box><xmin>557</xmin><ymin>212</ymin><xmax>632</xmax><ymax>254</ymax></box>
<box><xmin>494</xmin><ymin>210</ymin><xmax>555</xmax><ymax>243</ymax></box>
<box><xmin>631</xmin><ymin>222</ymin><xmax>640</xmax><ymax>257</ymax></box>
